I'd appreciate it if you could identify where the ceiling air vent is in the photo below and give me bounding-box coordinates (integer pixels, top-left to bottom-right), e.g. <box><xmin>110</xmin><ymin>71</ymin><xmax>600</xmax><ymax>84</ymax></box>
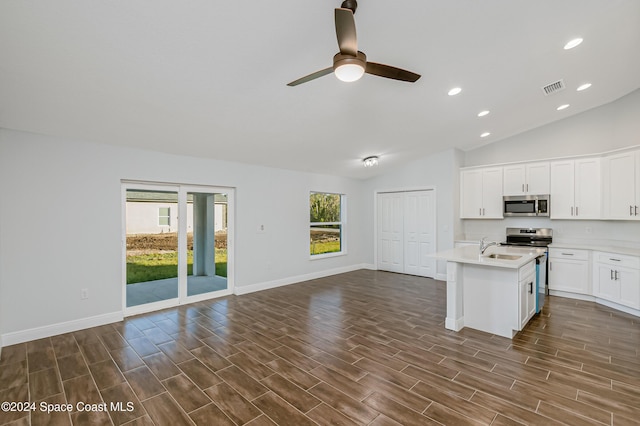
<box><xmin>542</xmin><ymin>79</ymin><xmax>565</xmax><ymax>96</ymax></box>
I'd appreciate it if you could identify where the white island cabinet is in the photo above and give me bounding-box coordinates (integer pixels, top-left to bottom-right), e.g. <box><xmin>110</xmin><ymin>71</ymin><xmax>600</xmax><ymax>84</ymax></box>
<box><xmin>435</xmin><ymin>245</ymin><xmax>541</xmax><ymax>339</ymax></box>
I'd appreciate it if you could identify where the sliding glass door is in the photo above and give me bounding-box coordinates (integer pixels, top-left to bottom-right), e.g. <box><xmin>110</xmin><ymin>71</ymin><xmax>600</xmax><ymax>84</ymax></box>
<box><xmin>123</xmin><ymin>183</ymin><xmax>233</xmax><ymax>314</ymax></box>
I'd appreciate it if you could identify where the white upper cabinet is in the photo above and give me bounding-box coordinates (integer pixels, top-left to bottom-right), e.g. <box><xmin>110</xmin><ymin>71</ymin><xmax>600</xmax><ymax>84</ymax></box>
<box><xmin>503</xmin><ymin>162</ymin><xmax>550</xmax><ymax>196</ymax></box>
<box><xmin>460</xmin><ymin>167</ymin><xmax>503</xmax><ymax>219</ymax></box>
<box><xmin>603</xmin><ymin>150</ymin><xmax>640</xmax><ymax>220</ymax></box>
<box><xmin>550</xmin><ymin>158</ymin><xmax>601</xmax><ymax>219</ymax></box>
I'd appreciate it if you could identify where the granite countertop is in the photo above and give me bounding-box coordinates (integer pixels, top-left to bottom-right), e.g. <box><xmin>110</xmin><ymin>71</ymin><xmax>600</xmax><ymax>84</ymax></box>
<box><xmin>433</xmin><ymin>245</ymin><xmax>543</xmax><ymax>269</ymax></box>
<box><xmin>548</xmin><ymin>242</ymin><xmax>640</xmax><ymax>257</ymax></box>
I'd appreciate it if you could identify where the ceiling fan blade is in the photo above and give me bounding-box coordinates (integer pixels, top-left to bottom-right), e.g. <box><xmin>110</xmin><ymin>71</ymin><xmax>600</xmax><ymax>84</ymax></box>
<box><xmin>287</xmin><ymin>67</ymin><xmax>334</xmax><ymax>86</ymax></box>
<box><xmin>335</xmin><ymin>8</ymin><xmax>357</xmax><ymax>56</ymax></box>
<box><xmin>365</xmin><ymin>62</ymin><xmax>421</xmax><ymax>83</ymax></box>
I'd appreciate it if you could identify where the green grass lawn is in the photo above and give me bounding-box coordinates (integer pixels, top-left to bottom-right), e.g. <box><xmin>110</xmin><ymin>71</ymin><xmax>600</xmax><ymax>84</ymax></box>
<box><xmin>310</xmin><ymin>241</ymin><xmax>341</xmax><ymax>255</ymax></box>
<box><xmin>127</xmin><ymin>249</ymin><xmax>227</xmax><ymax>284</ymax></box>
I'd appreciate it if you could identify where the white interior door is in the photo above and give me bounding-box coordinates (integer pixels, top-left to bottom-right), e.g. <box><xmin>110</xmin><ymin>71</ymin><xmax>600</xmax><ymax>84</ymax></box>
<box><xmin>378</xmin><ymin>193</ymin><xmax>403</xmax><ymax>273</ymax></box>
<box><xmin>411</xmin><ymin>191</ymin><xmax>436</xmax><ymax>277</ymax></box>
<box><xmin>378</xmin><ymin>190</ymin><xmax>436</xmax><ymax>278</ymax></box>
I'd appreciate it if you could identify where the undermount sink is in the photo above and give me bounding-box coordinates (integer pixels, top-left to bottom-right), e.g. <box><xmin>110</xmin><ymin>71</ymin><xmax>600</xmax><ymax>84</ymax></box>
<box><xmin>484</xmin><ymin>253</ymin><xmax>522</xmax><ymax>260</ymax></box>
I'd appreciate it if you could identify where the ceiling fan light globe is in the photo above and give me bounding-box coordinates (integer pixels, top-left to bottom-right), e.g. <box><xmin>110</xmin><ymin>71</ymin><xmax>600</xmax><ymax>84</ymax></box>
<box><xmin>333</xmin><ymin>51</ymin><xmax>367</xmax><ymax>83</ymax></box>
<box><xmin>335</xmin><ymin>63</ymin><xmax>365</xmax><ymax>82</ymax></box>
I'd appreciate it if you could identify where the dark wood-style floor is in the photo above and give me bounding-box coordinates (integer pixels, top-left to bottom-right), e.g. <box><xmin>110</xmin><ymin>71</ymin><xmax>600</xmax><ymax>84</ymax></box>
<box><xmin>1</xmin><ymin>270</ymin><xmax>639</xmax><ymax>425</ymax></box>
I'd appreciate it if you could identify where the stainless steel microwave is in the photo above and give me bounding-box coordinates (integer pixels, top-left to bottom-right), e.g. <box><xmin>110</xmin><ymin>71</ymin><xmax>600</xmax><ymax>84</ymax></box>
<box><xmin>503</xmin><ymin>195</ymin><xmax>550</xmax><ymax>217</ymax></box>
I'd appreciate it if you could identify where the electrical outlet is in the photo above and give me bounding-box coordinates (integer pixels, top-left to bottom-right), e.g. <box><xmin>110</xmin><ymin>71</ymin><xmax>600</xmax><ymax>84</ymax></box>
<box><xmin>81</xmin><ymin>288</ymin><xmax>89</xmax><ymax>300</ymax></box>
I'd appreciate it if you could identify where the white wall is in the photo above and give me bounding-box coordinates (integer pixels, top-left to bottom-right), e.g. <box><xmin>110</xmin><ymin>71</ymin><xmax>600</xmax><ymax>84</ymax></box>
<box><xmin>462</xmin><ymin>89</ymin><xmax>640</xmax><ymax>247</ymax></box>
<box><xmin>0</xmin><ymin>129</ymin><xmax>368</xmax><ymax>343</ymax></box>
<box><xmin>464</xmin><ymin>89</ymin><xmax>640</xmax><ymax>167</ymax></box>
<box><xmin>360</xmin><ymin>148</ymin><xmax>464</xmax><ymax>278</ymax></box>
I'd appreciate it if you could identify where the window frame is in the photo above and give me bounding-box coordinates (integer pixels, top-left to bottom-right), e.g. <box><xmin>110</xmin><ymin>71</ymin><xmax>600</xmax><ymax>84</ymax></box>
<box><xmin>158</xmin><ymin>206</ymin><xmax>171</xmax><ymax>226</ymax></box>
<box><xmin>309</xmin><ymin>191</ymin><xmax>347</xmax><ymax>259</ymax></box>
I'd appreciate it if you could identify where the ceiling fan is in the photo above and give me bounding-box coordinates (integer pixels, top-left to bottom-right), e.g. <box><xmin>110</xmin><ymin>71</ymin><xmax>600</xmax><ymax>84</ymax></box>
<box><xmin>287</xmin><ymin>0</ymin><xmax>421</xmax><ymax>86</ymax></box>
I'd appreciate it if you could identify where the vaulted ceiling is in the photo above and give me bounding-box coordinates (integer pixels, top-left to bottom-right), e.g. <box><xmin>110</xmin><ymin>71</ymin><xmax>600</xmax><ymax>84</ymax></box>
<box><xmin>1</xmin><ymin>0</ymin><xmax>639</xmax><ymax>178</ymax></box>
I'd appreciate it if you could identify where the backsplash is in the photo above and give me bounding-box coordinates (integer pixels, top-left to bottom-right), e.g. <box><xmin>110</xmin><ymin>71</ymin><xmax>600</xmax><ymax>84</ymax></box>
<box><xmin>462</xmin><ymin>218</ymin><xmax>640</xmax><ymax>249</ymax></box>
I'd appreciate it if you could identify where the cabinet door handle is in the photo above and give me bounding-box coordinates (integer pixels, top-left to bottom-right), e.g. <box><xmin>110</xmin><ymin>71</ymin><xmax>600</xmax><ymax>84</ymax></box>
<box><xmin>636</xmin><ymin>205</ymin><xmax>638</xmax><ymax>216</ymax></box>
<box><xmin>479</xmin><ymin>208</ymin><xmax>482</xmax><ymax>216</ymax></box>
<box><xmin>609</xmin><ymin>258</ymin><xmax>621</xmax><ymax>262</ymax></box>
<box><xmin>571</xmin><ymin>206</ymin><xmax>574</xmax><ymax>216</ymax></box>
<box><xmin>575</xmin><ymin>206</ymin><xmax>579</xmax><ymax>216</ymax></box>
<box><xmin>526</xmin><ymin>184</ymin><xmax>529</xmax><ymax>193</ymax></box>
<box><xmin>529</xmin><ymin>282</ymin><xmax>533</xmax><ymax>294</ymax></box>
<box><xmin>561</xmin><ymin>253</ymin><xmax>574</xmax><ymax>256</ymax></box>
<box><xmin>631</xmin><ymin>205</ymin><xmax>634</xmax><ymax>216</ymax></box>
<box><xmin>522</xmin><ymin>184</ymin><xmax>525</xmax><ymax>192</ymax></box>
<box><xmin>549</xmin><ymin>262</ymin><xmax>552</xmax><ymax>271</ymax></box>
<box><xmin>482</xmin><ymin>208</ymin><xmax>485</xmax><ymax>216</ymax></box>
<box><xmin>611</xmin><ymin>269</ymin><xmax>614</xmax><ymax>280</ymax></box>
<box><xmin>615</xmin><ymin>270</ymin><xmax>619</xmax><ymax>280</ymax></box>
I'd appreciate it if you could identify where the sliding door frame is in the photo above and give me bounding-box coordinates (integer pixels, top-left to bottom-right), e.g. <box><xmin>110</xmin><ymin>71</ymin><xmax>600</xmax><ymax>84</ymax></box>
<box><xmin>121</xmin><ymin>181</ymin><xmax>234</xmax><ymax>317</ymax></box>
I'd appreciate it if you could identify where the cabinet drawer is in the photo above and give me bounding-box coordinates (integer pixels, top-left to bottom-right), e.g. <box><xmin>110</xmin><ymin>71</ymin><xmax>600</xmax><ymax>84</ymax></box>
<box><xmin>594</xmin><ymin>251</ymin><xmax>640</xmax><ymax>269</ymax></box>
<box><xmin>549</xmin><ymin>248</ymin><xmax>589</xmax><ymax>261</ymax></box>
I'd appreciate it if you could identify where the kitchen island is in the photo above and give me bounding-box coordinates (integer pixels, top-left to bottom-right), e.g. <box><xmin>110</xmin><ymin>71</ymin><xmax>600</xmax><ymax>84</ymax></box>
<box><xmin>434</xmin><ymin>245</ymin><xmax>545</xmax><ymax>338</ymax></box>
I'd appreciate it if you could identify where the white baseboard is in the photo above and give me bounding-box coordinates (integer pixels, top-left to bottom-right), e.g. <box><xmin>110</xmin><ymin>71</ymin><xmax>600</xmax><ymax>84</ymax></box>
<box><xmin>548</xmin><ymin>290</ymin><xmax>594</xmax><ymax>302</ymax></box>
<box><xmin>548</xmin><ymin>290</ymin><xmax>640</xmax><ymax>318</ymax></box>
<box><xmin>595</xmin><ymin>298</ymin><xmax>640</xmax><ymax>317</ymax></box>
<box><xmin>234</xmin><ymin>264</ymin><xmax>374</xmax><ymax>296</ymax></box>
<box><xmin>1</xmin><ymin>311</ymin><xmax>124</xmax><ymax>346</ymax></box>
<box><xmin>445</xmin><ymin>316</ymin><xmax>464</xmax><ymax>332</ymax></box>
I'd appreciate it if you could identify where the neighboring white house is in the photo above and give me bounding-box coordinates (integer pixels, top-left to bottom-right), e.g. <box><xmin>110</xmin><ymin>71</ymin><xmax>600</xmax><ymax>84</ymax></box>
<box><xmin>125</xmin><ymin>191</ymin><xmax>227</xmax><ymax>235</ymax></box>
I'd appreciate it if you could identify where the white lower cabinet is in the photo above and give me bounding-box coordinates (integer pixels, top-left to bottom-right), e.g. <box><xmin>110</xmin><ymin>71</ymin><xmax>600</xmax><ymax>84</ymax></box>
<box><xmin>548</xmin><ymin>248</ymin><xmax>590</xmax><ymax>294</ymax></box>
<box><xmin>593</xmin><ymin>252</ymin><xmax>640</xmax><ymax>309</ymax></box>
<box><xmin>519</xmin><ymin>264</ymin><xmax>536</xmax><ymax>329</ymax></box>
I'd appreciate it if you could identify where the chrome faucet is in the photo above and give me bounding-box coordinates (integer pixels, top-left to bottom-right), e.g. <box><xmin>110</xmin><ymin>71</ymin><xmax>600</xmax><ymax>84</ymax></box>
<box><xmin>479</xmin><ymin>237</ymin><xmax>499</xmax><ymax>255</ymax></box>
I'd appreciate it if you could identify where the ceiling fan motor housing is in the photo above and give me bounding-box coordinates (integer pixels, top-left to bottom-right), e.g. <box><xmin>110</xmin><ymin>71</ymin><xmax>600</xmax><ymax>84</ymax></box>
<box><xmin>333</xmin><ymin>51</ymin><xmax>366</xmax><ymax>70</ymax></box>
<box><xmin>341</xmin><ymin>0</ymin><xmax>357</xmax><ymax>14</ymax></box>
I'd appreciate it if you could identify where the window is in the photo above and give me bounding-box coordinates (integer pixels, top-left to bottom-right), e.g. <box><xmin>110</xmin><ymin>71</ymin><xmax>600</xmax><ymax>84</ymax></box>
<box><xmin>158</xmin><ymin>207</ymin><xmax>171</xmax><ymax>226</ymax></box>
<box><xmin>310</xmin><ymin>192</ymin><xmax>345</xmax><ymax>256</ymax></box>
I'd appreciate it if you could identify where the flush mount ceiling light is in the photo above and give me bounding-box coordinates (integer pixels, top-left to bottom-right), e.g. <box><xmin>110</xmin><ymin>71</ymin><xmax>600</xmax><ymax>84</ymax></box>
<box><xmin>557</xmin><ymin>104</ymin><xmax>570</xmax><ymax>111</ymax></box>
<box><xmin>477</xmin><ymin>110</ymin><xmax>490</xmax><ymax>117</ymax></box>
<box><xmin>480</xmin><ymin>132</ymin><xmax>491</xmax><ymax>138</ymax></box>
<box><xmin>448</xmin><ymin>87</ymin><xmax>462</xmax><ymax>96</ymax></box>
<box><xmin>577</xmin><ymin>83</ymin><xmax>592</xmax><ymax>91</ymax></box>
<box><xmin>363</xmin><ymin>156</ymin><xmax>379</xmax><ymax>167</ymax></box>
<box><xmin>564</xmin><ymin>37</ymin><xmax>583</xmax><ymax>50</ymax></box>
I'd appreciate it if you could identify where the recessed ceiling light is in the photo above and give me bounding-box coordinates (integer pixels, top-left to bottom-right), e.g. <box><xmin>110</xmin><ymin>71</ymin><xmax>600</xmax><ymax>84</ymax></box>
<box><xmin>448</xmin><ymin>87</ymin><xmax>462</xmax><ymax>96</ymax></box>
<box><xmin>480</xmin><ymin>132</ymin><xmax>491</xmax><ymax>138</ymax></box>
<box><xmin>577</xmin><ymin>83</ymin><xmax>592</xmax><ymax>91</ymax></box>
<box><xmin>564</xmin><ymin>38</ymin><xmax>583</xmax><ymax>50</ymax></box>
<box><xmin>477</xmin><ymin>110</ymin><xmax>490</xmax><ymax>117</ymax></box>
<box><xmin>557</xmin><ymin>104</ymin><xmax>570</xmax><ymax>111</ymax></box>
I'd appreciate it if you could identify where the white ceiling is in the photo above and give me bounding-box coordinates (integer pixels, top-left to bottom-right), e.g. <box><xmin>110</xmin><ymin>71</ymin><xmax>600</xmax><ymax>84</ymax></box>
<box><xmin>1</xmin><ymin>0</ymin><xmax>639</xmax><ymax>179</ymax></box>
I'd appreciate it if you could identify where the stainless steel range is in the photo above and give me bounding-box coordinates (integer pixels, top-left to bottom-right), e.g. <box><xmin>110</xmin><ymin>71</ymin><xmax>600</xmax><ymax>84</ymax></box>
<box><xmin>502</xmin><ymin>228</ymin><xmax>553</xmax><ymax>313</ymax></box>
<box><xmin>502</xmin><ymin>227</ymin><xmax>553</xmax><ymax>248</ymax></box>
